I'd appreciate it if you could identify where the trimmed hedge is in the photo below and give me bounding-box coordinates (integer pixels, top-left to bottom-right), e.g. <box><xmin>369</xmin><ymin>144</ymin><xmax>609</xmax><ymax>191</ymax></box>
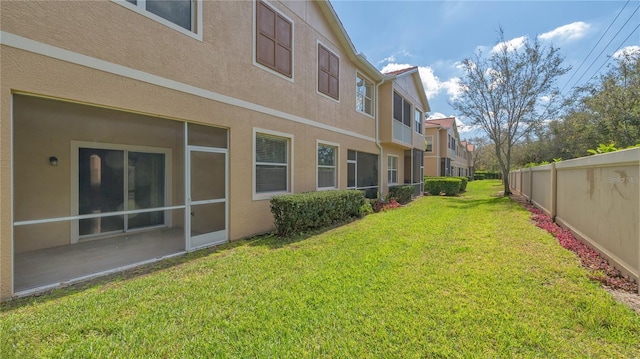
<box><xmin>474</xmin><ymin>170</ymin><xmax>501</xmax><ymax>180</ymax></box>
<box><xmin>387</xmin><ymin>185</ymin><xmax>415</xmax><ymax>204</ymax></box>
<box><xmin>270</xmin><ymin>190</ymin><xmax>365</xmax><ymax>236</ymax></box>
<box><xmin>455</xmin><ymin>176</ymin><xmax>468</xmax><ymax>191</ymax></box>
<box><xmin>424</xmin><ymin>177</ymin><xmax>462</xmax><ymax>196</ymax></box>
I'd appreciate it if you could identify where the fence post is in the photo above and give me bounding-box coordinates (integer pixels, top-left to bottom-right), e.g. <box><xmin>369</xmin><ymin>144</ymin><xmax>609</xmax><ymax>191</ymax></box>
<box><xmin>528</xmin><ymin>167</ymin><xmax>533</xmax><ymax>201</ymax></box>
<box><xmin>550</xmin><ymin>162</ymin><xmax>557</xmax><ymax>221</ymax></box>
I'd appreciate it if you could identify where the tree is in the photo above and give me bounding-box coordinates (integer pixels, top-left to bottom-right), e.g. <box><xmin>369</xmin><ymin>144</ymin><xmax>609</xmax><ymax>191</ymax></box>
<box><xmin>573</xmin><ymin>52</ymin><xmax>640</xmax><ymax>149</ymax></box>
<box><xmin>467</xmin><ymin>136</ymin><xmax>499</xmax><ymax>172</ymax></box>
<box><xmin>452</xmin><ymin>30</ymin><xmax>569</xmax><ymax>195</ymax></box>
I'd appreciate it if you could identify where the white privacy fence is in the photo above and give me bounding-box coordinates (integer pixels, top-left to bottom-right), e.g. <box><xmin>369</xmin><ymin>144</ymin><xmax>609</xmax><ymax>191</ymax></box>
<box><xmin>509</xmin><ymin>148</ymin><xmax>640</xmax><ymax>292</ymax></box>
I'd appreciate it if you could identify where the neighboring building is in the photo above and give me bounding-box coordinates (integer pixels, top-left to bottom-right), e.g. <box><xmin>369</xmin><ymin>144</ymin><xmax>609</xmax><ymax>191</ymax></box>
<box><xmin>423</xmin><ymin>117</ymin><xmax>474</xmax><ymax>177</ymax></box>
<box><xmin>0</xmin><ymin>0</ymin><xmax>430</xmax><ymax>299</ymax></box>
<box><xmin>379</xmin><ymin>66</ymin><xmax>430</xmax><ymax>197</ymax></box>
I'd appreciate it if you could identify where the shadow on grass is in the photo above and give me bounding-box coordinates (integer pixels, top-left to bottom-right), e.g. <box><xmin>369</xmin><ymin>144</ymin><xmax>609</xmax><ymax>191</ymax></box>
<box><xmin>247</xmin><ymin>217</ymin><xmax>361</xmax><ymax>250</ymax></box>
<box><xmin>0</xmin><ymin>239</ymin><xmax>250</xmax><ymax>311</ymax></box>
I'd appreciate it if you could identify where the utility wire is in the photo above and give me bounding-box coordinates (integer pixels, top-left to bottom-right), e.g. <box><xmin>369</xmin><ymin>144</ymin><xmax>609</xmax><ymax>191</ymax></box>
<box><xmin>568</xmin><ymin>4</ymin><xmax>640</xmax><ymax>90</ymax></box>
<box><xmin>583</xmin><ymin>22</ymin><xmax>640</xmax><ymax>85</ymax></box>
<box><xmin>559</xmin><ymin>0</ymin><xmax>631</xmax><ymax>94</ymax></box>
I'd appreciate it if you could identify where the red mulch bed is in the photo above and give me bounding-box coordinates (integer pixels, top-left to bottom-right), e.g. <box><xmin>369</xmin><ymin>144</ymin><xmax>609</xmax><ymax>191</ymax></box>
<box><xmin>514</xmin><ymin>195</ymin><xmax>638</xmax><ymax>293</ymax></box>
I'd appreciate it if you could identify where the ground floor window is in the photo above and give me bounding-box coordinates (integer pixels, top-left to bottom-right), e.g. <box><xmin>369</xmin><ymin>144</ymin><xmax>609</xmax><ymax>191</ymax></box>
<box><xmin>317</xmin><ymin>143</ymin><xmax>338</xmax><ymax>189</ymax></box>
<box><xmin>347</xmin><ymin>150</ymin><xmax>378</xmax><ymax>198</ymax></box>
<box><xmin>254</xmin><ymin>129</ymin><xmax>292</xmax><ymax>198</ymax></box>
<box><xmin>388</xmin><ymin>155</ymin><xmax>398</xmax><ymax>184</ymax></box>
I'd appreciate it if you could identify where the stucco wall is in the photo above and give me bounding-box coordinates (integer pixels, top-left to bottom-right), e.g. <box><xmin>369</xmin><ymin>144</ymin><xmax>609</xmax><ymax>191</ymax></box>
<box><xmin>531</xmin><ymin>166</ymin><xmax>552</xmax><ymax>214</ymax></box>
<box><xmin>1</xmin><ymin>0</ymin><xmax>391</xmax><ymax>298</ymax></box>
<box><xmin>510</xmin><ymin>149</ymin><xmax>640</xmax><ymax>285</ymax></box>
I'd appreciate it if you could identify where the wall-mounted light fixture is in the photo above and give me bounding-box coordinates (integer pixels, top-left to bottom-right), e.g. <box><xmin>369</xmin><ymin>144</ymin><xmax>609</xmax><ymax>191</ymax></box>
<box><xmin>49</xmin><ymin>156</ymin><xmax>58</xmax><ymax>166</ymax></box>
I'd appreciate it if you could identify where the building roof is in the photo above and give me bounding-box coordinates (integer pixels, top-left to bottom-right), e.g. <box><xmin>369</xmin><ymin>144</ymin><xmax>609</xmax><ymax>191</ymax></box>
<box><xmin>383</xmin><ymin>66</ymin><xmax>418</xmax><ymax>76</ymax></box>
<box><xmin>425</xmin><ymin>117</ymin><xmax>455</xmax><ymax>129</ymax></box>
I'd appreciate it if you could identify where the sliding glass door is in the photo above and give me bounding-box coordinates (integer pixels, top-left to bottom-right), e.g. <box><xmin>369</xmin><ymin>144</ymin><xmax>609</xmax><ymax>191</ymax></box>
<box><xmin>77</xmin><ymin>145</ymin><xmax>169</xmax><ymax>239</ymax></box>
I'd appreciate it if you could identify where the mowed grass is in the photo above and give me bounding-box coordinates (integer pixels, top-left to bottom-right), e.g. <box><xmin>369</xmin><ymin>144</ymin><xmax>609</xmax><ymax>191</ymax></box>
<box><xmin>2</xmin><ymin>180</ymin><xmax>639</xmax><ymax>358</ymax></box>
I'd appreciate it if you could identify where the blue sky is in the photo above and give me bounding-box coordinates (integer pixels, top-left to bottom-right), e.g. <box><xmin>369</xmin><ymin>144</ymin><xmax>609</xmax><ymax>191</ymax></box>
<box><xmin>331</xmin><ymin>0</ymin><xmax>640</xmax><ymax>139</ymax></box>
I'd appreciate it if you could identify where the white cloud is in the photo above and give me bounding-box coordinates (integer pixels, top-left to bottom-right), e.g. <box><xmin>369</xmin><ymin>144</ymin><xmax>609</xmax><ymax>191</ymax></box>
<box><xmin>491</xmin><ymin>36</ymin><xmax>527</xmax><ymax>53</ymax></box>
<box><xmin>381</xmin><ymin>63</ymin><xmax>463</xmax><ymax>101</ymax></box>
<box><xmin>428</xmin><ymin>112</ymin><xmax>448</xmax><ymax>120</ymax></box>
<box><xmin>417</xmin><ymin>66</ymin><xmax>444</xmax><ymax>99</ymax></box>
<box><xmin>377</xmin><ymin>50</ymin><xmax>412</xmax><ymax>65</ymax></box>
<box><xmin>539</xmin><ymin>22</ymin><xmax>590</xmax><ymax>43</ymax></box>
<box><xmin>613</xmin><ymin>45</ymin><xmax>640</xmax><ymax>60</ymax></box>
<box><xmin>441</xmin><ymin>77</ymin><xmax>463</xmax><ymax>100</ymax></box>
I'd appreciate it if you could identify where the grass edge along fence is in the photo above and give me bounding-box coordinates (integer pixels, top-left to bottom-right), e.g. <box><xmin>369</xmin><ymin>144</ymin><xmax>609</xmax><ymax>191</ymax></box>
<box><xmin>509</xmin><ymin>147</ymin><xmax>640</xmax><ymax>294</ymax></box>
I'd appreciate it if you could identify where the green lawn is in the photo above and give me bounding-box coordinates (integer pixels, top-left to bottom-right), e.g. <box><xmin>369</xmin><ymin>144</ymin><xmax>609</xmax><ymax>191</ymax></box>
<box><xmin>2</xmin><ymin>180</ymin><xmax>639</xmax><ymax>358</ymax></box>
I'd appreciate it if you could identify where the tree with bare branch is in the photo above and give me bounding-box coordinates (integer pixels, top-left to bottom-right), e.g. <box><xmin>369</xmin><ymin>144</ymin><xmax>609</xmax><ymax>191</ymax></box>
<box><xmin>452</xmin><ymin>30</ymin><xmax>569</xmax><ymax>195</ymax></box>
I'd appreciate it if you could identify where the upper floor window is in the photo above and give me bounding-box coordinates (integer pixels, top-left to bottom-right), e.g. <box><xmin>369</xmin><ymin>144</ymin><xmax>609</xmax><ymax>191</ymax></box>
<box><xmin>393</xmin><ymin>92</ymin><xmax>412</xmax><ymax>143</ymax></box>
<box><xmin>318</xmin><ymin>44</ymin><xmax>339</xmax><ymax>100</ymax></box>
<box><xmin>393</xmin><ymin>92</ymin><xmax>411</xmax><ymax>128</ymax></box>
<box><xmin>425</xmin><ymin>136</ymin><xmax>433</xmax><ymax>152</ymax></box>
<box><xmin>414</xmin><ymin>109</ymin><xmax>422</xmax><ymax>134</ymax></box>
<box><xmin>256</xmin><ymin>0</ymin><xmax>293</xmax><ymax>78</ymax></box>
<box><xmin>356</xmin><ymin>74</ymin><xmax>373</xmax><ymax>116</ymax></box>
<box><xmin>121</xmin><ymin>0</ymin><xmax>200</xmax><ymax>37</ymax></box>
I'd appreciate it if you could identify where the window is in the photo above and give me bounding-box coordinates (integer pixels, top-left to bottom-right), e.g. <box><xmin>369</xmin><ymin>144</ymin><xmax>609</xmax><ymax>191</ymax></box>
<box><xmin>414</xmin><ymin>109</ymin><xmax>422</xmax><ymax>134</ymax></box>
<box><xmin>393</xmin><ymin>92</ymin><xmax>412</xmax><ymax>143</ymax></box>
<box><xmin>256</xmin><ymin>0</ymin><xmax>292</xmax><ymax>78</ymax></box>
<box><xmin>388</xmin><ymin>155</ymin><xmax>398</xmax><ymax>184</ymax></box>
<box><xmin>356</xmin><ymin>74</ymin><xmax>373</xmax><ymax>115</ymax></box>
<box><xmin>254</xmin><ymin>131</ymin><xmax>291</xmax><ymax>198</ymax></box>
<box><xmin>123</xmin><ymin>0</ymin><xmax>197</xmax><ymax>34</ymax></box>
<box><xmin>425</xmin><ymin>136</ymin><xmax>433</xmax><ymax>152</ymax></box>
<box><xmin>318</xmin><ymin>44</ymin><xmax>339</xmax><ymax>100</ymax></box>
<box><xmin>347</xmin><ymin>150</ymin><xmax>378</xmax><ymax>198</ymax></box>
<box><xmin>317</xmin><ymin>143</ymin><xmax>337</xmax><ymax>189</ymax></box>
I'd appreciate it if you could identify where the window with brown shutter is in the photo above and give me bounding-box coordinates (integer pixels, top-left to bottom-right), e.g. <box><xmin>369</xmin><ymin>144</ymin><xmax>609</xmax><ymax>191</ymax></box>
<box><xmin>256</xmin><ymin>1</ymin><xmax>292</xmax><ymax>77</ymax></box>
<box><xmin>318</xmin><ymin>44</ymin><xmax>339</xmax><ymax>100</ymax></box>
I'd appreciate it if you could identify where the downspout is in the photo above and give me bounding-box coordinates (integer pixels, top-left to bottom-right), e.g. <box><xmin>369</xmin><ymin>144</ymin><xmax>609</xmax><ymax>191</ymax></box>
<box><xmin>375</xmin><ymin>78</ymin><xmax>385</xmax><ymax>199</ymax></box>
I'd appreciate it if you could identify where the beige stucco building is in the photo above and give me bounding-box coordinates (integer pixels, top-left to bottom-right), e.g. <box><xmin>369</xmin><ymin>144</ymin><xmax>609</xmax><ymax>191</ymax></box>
<box><xmin>423</xmin><ymin>117</ymin><xmax>474</xmax><ymax>177</ymax></box>
<box><xmin>0</xmin><ymin>0</ymin><xmax>429</xmax><ymax>300</ymax></box>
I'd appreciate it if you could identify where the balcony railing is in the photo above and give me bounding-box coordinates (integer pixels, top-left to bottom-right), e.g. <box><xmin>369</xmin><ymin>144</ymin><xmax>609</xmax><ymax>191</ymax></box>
<box><xmin>393</xmin><ymin>120</ymin><xmax>412</xmax><ymax>144</ymax></box>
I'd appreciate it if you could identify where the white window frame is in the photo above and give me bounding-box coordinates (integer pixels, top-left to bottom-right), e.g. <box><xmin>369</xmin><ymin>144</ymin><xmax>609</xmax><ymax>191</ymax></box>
<box><xmin>425</xmin><ymin>135</ymin><xmax>434</xmax><ymax>153</ymax></box>
<box><xmin>253</xmin><ymin>128</ymin><xmax>294</xmax><ymax>201</ymax></box>
<box><xmin>414</xmin><ymin>109</ymin><xmax>422</xmax><ymax>134</ymax></box>
<box><xmin>356</xmin><ymin>72</ymin><xmax>374</xmax><ymax>117</ymax></box>
<box><xmin>114</xmin><ymin>0</ymin><xmax>203</xmax><ymax>41</ymax></box>
<box><xmin>316</xmin><ymin>141</ymin><xmax>339</xmax><ymax>190</ymax></box>
<box><xmin>252</xmin><ymin>0</ymin><xmax>295</xmax><ymax>83</ymax></box>
<box><xmin>388</xmin><ymin>155</ymin><xmax>398</xmax><ymax>185</ymax></box>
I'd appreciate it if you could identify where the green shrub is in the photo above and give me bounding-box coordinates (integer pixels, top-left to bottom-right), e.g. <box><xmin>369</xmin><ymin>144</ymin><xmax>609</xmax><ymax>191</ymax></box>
<box><xmin>387</xmin><ymin>185</ymin><xmax>415</xmax><ymax>204</ymax></box>
<box><xmin>424</xmin><ymin>178</ymin><xmax>462</xmax><ymax>196</ymax></box>
<box><xmin>474</xmin><ymin>170</ymin><xmax>501</xmax><ymax>180</ymax></box>
<box><xmin>270</xmin><ymin>190</ymin><xmax>365</xmax><ymax>236</ymax></box>
<box><xmin>455</xmin><ymin>176</ymin><xmax>468</xmax><ymax>191</ymax></box>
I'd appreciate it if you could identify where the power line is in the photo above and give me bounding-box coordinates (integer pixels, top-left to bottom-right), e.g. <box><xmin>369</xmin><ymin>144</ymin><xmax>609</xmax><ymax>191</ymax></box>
<box><xmin>568</xmin><ymin>4</ymin><xmax>640</xmax><ymax>91</ymax></box>
<box><xmin>583</xmin><ymin>22</ymin><xmax>640</xmax><ymax>85</ymax></box>
<box><xmin>559</xmin><ymin>0</ymin><xmax>631</xmax><ymax>94</ymax></box>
